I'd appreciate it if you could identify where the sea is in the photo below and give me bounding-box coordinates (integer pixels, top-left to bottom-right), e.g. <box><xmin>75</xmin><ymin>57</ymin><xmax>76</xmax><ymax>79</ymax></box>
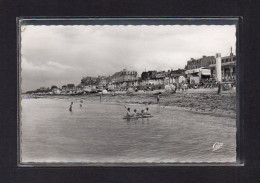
<box><xmin>20</xmin><ymin>97</ymin><xmax>236</xmax><ymax>164</ymax></box>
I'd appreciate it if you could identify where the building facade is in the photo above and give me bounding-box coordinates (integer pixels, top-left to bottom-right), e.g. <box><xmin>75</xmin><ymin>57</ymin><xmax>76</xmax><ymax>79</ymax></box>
<box><xmin>185</xmin><ymin>56</ymin><xmax>215</xmax><ymax>70</ymax></box>
<box><xmin>98</xmin><ymin>76</ymin><xmax>108</xmax><ymax>86</ymax></box>
<box><xmin>67</xmin><ymin>84</ymin><xmax>75</xmax><ymax>91</ymax></box>
<box><xmin>170</xmin><ymin>69</ymin><xmax>186</xmax><ymax>81</ymax></box>
<box><xmin>209</xmin><ymin>52</ymin><xmax>236</xmax><ymax>81</ymax></box>
<box><xmin>140</xmin><ymin>70</ymin><xmax>180</xmax><ymax>89</ymax></box>
<box><xmin>61</xmin><ymin>85</ymin><xmax>67</xmax><ymax>90</ymax></box>
<box><xmin>80</xmin><ymin>76</ymin><xmax>100</xmax><ymax>86</ymax></box>
<box><xmin>111</xmin><ymin>69</ymin><xmax>138</xmax><ymax>87</ymax></box>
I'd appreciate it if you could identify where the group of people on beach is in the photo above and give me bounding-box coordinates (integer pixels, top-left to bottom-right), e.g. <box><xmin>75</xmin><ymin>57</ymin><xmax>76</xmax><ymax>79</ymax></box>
<box><xmin>126</xmin><ymin>107</ymin><xmax>151</xmax><ymax>117</ymax></box>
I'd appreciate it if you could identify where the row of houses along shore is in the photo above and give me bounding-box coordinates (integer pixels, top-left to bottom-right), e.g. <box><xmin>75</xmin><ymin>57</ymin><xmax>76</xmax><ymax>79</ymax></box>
<box><xmin>28</xmin><ymin>51</ymin><xmax>236</xmax><ymax>94</ymax></box>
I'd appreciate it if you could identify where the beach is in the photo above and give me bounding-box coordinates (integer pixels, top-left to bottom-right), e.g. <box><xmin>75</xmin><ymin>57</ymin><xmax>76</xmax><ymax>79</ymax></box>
<box><xmin>24</xmin><ymin>88</ymin><xmax>236</xmax><ymax>118</ymax></box>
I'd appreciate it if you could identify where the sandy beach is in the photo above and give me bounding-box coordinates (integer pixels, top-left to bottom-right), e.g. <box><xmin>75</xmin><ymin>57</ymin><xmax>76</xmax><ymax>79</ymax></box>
<box><xmin>24</xmin><ymin>88</ymin><xmax>236</xmax><ymax>118</ymax></box>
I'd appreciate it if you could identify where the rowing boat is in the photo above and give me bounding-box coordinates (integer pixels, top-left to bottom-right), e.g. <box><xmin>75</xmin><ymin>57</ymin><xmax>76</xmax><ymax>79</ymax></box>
<box><xmin>122</xmin><ymin>115</ymin><xmax>153</xmax><ymax>119</ymax></box>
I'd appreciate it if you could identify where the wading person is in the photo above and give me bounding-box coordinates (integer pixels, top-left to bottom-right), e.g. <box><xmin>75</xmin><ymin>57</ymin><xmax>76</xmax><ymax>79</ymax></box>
<box><xmin>69</xmin><ymin>102</ymin><xmax>73</xmax><ymax>112</ymax></box>
<box><xmin>99</xmin><ymin>93</ymin><xmax>102</xmax><ymax>102</ymax></box>
<box><xmin>157</xmin><ymin>94</ymin><xmax>160</xmax><ymax>104</ymax></box>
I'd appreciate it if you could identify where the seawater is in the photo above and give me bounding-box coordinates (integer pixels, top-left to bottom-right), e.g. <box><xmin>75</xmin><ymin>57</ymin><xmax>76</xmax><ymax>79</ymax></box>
<box><xmin>21</xmin><ymin>98</ymin><xmax>236</xmax><ymax>163</ymax></box>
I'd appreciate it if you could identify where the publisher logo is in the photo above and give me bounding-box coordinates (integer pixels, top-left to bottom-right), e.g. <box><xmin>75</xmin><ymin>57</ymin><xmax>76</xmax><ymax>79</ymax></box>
<box><xmin>213</xmin><ymin>142</ymin><xmax>223</xmax><ymax>151</ymax></box>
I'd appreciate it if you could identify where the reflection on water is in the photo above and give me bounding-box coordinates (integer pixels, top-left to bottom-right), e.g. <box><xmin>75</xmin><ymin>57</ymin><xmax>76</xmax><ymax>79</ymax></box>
<box><xmin>21</xmin><ymin>98</ymin><xmax>236</xmax><ymax>163</ymax></box>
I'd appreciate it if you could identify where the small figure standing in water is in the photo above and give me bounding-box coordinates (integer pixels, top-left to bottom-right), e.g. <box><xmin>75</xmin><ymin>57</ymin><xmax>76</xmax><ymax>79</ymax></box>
<box><xmin>99</xmin><ymin>93</ymin><xmax>102</xmax><ymax>102</ymax></box>
<box><xmin>80</xmin><ymin>99</ymin><xmax>83</xmax><ymax>107</ymax></box>
<box><xmin>157</xmin><ymin>94</ymin><xmax>160</xmax><ymax>104</ymax></box>
<box><xmin>69</xmin><ymin>102</ymin><xmax>73</xmax><ymax>112</ymax></box>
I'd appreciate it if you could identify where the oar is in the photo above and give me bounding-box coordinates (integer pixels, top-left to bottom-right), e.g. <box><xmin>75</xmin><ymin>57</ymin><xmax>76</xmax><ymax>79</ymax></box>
<box><xmin>122</xmin><ymin>104</ymin><xmax>127</xmax><ymax>109</ymax></box>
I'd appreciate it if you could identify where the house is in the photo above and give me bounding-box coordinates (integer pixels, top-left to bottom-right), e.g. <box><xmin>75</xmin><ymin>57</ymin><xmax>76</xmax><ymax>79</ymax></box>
<box><xmin>52</xmin><ymin>88</ymin><xmax>61</xmax><ymax>94</ymax></box>
<box><xmin>98</xmin><ymin>76</ymin><xmax>110</xmax><ymax>86</ymax></box>
<box><xmin>67</xmin><ymin>84</ymin><xmax>75</xmax><ymax>91</ymax></box>
<box><xmin>39</xmin><ymin>87</ymin><xmax>46</xmax><ymax>91</ymax></box>
<box><xmin>81</xmin><ymin>76</ymin><xmax>100</xmax><ymax>86</ymax></box>
<box><xmin>185</xmin><ymin>56</ymin><xmax>215</xmax><ymax>70</ymax></box>
<box><xmin>51</xmin><ymin>85</ymin><xmax>58</xmax><ymax>90</ymax></box>
<box><xmin>169</xmin><ymin>69</ymin><xmax>186</xmax><ymax>83</ymax></box>
<box><xmin>111</xmin><ymin>69</ymin><xmax>138</xmax><ymax>89</ymax></box>
<box><xmin>62</xmin><ymin>85</ymin><xmax>67</xmax><ymax>91</ymax></box>
<box><xmin>209</xmin><ymin>50</ymin><xmax>236</xmax><ymax>81</ymax></box>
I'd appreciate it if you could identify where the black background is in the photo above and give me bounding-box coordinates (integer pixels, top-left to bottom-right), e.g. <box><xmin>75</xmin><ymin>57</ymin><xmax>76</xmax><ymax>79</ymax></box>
<box><xmin>0</xmin><ymin>0</ymin><xmax>259</xmax><ymax>182</ymax></box>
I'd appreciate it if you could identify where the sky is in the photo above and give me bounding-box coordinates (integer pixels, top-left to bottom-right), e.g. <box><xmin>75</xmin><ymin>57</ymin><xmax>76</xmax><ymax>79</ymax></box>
<box><xmin>21</xmin><ymin>24</ymin><xmax>236</xmax><ymax>92</ymax></box>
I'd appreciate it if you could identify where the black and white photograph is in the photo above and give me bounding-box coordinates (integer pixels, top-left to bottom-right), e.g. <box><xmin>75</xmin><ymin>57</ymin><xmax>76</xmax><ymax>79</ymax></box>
<box><xmin>19</xmin><ymin>19</ymin><xmax>238</xmax><ymax>165</ymax></box>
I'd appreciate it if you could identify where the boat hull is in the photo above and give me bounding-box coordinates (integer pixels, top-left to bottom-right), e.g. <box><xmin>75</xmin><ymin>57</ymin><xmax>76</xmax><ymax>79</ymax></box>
<box><xmin>123</xmin><ymin>115</ymin><xmax>153</xmax><ymax>119</ymax></box>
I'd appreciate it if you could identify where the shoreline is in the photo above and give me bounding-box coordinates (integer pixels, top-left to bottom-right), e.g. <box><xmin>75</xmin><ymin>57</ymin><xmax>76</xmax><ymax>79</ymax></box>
<box><xmin>22</xmin><ymin>88</ymin><xmax>236</xmax><ymax>118</ymax></box>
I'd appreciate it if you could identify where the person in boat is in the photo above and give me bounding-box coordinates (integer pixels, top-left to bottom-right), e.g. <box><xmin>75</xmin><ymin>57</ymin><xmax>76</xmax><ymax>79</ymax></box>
<box><xmin>126</xmin><ymin>108</ymin><xmax>134</xmax><ymax>117</ymax></box>
<box><xmin>135</xmin><ymin>109</ymin><xmax>145</xmax><ymax>116</ymax></box>
<box><xmin>143</xmin><ymin>107</ymin><xmax>151</xmax><ymax>115</ymax></box>
<box><xmin>134</xmin><ymin>109</ymin><xmax>143</xmax><ymax>117</ymax></box>
<box><xmin>133</xmin><ymin>109</ymin><xmax>138</xmax><ymax>116</ymax></box>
